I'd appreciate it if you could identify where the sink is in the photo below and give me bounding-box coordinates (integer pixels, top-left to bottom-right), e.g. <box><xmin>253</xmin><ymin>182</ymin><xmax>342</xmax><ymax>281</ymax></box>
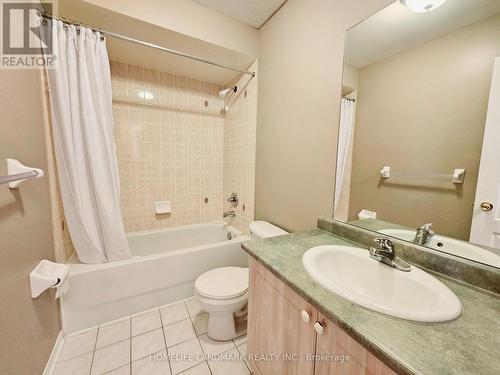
<box><xmin>378</xmin><ymin>229</ymin><xmax>500</xmax><ymax>268</ymax></box>
<box><xmin>302</xmin><ymin>245</ymin><xmax>462</xmax><ymax>322</ymax></box>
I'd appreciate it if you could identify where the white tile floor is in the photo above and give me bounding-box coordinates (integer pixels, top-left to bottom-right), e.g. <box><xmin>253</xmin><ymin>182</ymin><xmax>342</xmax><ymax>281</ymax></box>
<box><xmin>52</xmin><ymin>297</ymin><xmax>250</xmax><ymax>375</ymax></box>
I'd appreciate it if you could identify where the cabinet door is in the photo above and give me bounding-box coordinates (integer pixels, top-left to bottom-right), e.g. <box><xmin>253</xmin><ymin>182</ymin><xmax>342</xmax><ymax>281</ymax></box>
<box><xmin>247</xmin><ymin>258</ymin><xmax>317</xmax><ymax>375</ymax></box>
<box><xmin>314</xmin><ymin>313</ymin><xmax>398</xmax><ymax>375</ymax></box>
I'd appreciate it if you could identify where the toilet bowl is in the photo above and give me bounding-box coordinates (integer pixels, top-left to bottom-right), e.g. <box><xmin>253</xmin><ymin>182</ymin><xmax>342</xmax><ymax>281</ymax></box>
<box><xmin>194</xmin><ymin>221</ymin><xmax>288</xmax><ymax>341</ymax></box>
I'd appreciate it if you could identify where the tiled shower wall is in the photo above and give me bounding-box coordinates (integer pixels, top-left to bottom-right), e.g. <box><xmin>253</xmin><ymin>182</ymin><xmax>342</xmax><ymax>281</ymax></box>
<box><xmin>43</xmin><ymin>59</ymin><xmax>258</xmax><ymax>263</ymax></box>
<box><xmin>110</xmin><ymin>61</ymin><xmax>225</xmax><ymax>232</ymax></box>
<box><xmin>222</xmin><ymin>61</ymin><xmax>258</xmax><ymax>232</ymax></box>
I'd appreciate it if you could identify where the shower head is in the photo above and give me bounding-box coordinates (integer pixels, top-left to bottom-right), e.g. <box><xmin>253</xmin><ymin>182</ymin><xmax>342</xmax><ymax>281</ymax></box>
<box><xmin>218</xmin><ymin>86</ymin><xmax>237</xmax><ymax>98</ymax></box>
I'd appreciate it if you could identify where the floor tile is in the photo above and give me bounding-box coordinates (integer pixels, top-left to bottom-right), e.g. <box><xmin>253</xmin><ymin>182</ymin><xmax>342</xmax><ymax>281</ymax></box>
<box><xmin>208</xmin><ymin>348</ymin><xmax>250</xmax><ymax>375</ymax></box>
<box><xmin>236</xmin><ymin>343</ymin><xmax>249</xmax><ymax>369</ymax></box>
<box><xmin>185</xmin><ymin>299</ymin><xmax>204</xmax><ymax>317</ymax></box>
<box><xmin>132</xmin><ymin>349</ymin><xmax>171</xmax><ymax>375</ymax></box>
<box><xmin>198</xmin><ymin>334</ymin><xmax>235</xmax><ymax>356</ymax></box>
<box><xmin>131</xmin><ymin>328</ymin><xmax>166</xmax><ymax>361</ymax></box>
<box><xmin>191</xmin><ymin>313</ymin><xmax>208</xmax><ymax>336</ymax></box>
<box><xmin>53</xmin><ymin>352</ymin><xmax>93</xmax><ymax>375</ymax></box>
<box><xmin>233</xmin><ymin>334</ymin><xmax>247</xmax><ymax>347</ymax></box>
<box><xmin>91</xmin><ymin>339</ymin><xmax>130</xmax><ymax>375</ymax></box>
<box><xmin>168</xmin><ymin>337</ymin><xmax>204</xmax><ymax>374</ymax></box>
<box><xmin>97</xmin><ymin>318</ymin><xmax>130</xmax><ymax>349</ymax></box>
<box><xmin>236</xmin><ymin>343</ymin><xmax>247</xmax><ymax>355</ymax></box>
<box><xmin>104</xmin><ymin>364</ymin><xmax>130</xmax><ymax>375</ymax></box>
<box><xmin>131</xmin><ymin>309</ymin><xmax>162</xmax><ymax>337</ymax></box>
<box><xmin>179</xmin><ymin>361</ymin><xmax>211</xmax><ymax>375</ymax></box>
<box><xmin>160</xmin><ymin>303</ymin><xmax>190</xmax><ymax>325</ymax></box>
<box><xmin>164</xmin><ymin>318</ymin><xmax>196</xmax><ymax>347</ymax></box>
<box><xmin>59</xmin><ymin>328</ymin><xmax>98</xmax><ymax>361</ymax></box>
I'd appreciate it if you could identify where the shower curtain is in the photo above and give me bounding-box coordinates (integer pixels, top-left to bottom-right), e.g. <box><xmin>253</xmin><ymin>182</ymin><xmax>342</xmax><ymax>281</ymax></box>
<box><xmin>45</xmin><ymin>21</ymin><xmax>131</xmax><ymax>263</ymax></box>
<box><xmin>334</xmin><ymin>98</ymin><xmax>356</xmax><ymax>214</ymax></box>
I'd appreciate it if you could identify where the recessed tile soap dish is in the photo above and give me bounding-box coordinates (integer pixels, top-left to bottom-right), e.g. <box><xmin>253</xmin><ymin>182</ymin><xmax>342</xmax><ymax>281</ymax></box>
<box><xmin>30</xmin><ymin>260</ymin><xmax>70</xmax><ymax>299</ymax></box>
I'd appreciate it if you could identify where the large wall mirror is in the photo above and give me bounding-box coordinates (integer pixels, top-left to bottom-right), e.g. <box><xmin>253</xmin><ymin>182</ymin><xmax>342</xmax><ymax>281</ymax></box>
<box><xmin>334</xmin><ymin>0</ymin><xmax>500</xmax><ymax>269</ymax></box>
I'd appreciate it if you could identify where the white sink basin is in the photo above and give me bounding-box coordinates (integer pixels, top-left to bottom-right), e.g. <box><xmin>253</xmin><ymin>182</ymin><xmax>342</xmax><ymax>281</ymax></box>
<box><xmin>302</xmin><ymin>245</ymin><xmax>462</xmax><ymax>322</ymax></box>
<box><xmin>379</xmin><ymin>229</ymin><xmax>500</xmax><ymax>268</ymax></box>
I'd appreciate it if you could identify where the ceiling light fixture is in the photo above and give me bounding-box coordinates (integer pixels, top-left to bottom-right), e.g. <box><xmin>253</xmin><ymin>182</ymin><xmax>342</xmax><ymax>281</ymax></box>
<box><xmin>400</xmin><ymin>0</ymin><xmax>447</xmax><ymax>13</ymax></box>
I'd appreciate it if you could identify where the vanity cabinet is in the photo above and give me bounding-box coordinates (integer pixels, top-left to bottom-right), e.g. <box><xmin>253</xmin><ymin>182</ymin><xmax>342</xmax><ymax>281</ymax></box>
<box><xmin>247</xmin><ymin>258</ymin><xmax>398</xmax><ymax>375</ymax></box>
<box><xmin>247</xmin><ymin>257</ymin><xmax>317</xmax><ymax>375</ymax></box>
<box><xmin>314</xmin><ymin>312</ymin><xmax>397</xmax><ymax>375</ymax></box>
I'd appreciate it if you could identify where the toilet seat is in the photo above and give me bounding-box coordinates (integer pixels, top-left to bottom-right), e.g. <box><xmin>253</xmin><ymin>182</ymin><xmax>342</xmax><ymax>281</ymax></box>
<box><xmin>195</xmin><ymin>267</ymin><xmax>248</xmax><ymax>300</ymax></box>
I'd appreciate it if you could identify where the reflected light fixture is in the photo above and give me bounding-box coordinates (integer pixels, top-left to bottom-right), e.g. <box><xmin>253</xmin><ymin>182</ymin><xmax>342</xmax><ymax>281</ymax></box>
<box><xmin>138</xmin><ymin>90</ymin><xmax>154</xmax><ymax>101</ymax></box>
<box><xmin>400</xmin><ymin>0</ymin><xmax>447</xmax><ymax>13</ymax></box>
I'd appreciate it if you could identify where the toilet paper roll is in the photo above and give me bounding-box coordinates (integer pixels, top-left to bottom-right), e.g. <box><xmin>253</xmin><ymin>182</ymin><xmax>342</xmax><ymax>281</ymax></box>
<box><xmin>358</xmin><ymin>209</ymin><xmax>377</xmax><ymax>220</ymax></box>
<box><xmin>30</xmin><ymin>260</ymin><xmax>70</xmax><ymax>299</ymax></box>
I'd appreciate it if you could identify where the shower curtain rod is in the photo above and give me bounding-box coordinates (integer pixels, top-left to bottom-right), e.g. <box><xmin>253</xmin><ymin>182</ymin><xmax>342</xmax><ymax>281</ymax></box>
<box><xmin>39</xmin><ymin>12</ymin><xmax>256</xmax><ymax>77</ymax></box>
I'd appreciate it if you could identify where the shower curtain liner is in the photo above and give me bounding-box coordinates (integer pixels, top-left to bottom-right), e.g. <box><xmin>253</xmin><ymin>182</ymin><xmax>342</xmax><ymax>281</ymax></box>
<box><xmin>45</xmin><ymin>20</ymin><xmax>131</xmax><ymax>263</ymax></box>
<box><xmin>334</xmin><ymin>98</ymin><xmax>355</xmax><ymax>213</ymax></box>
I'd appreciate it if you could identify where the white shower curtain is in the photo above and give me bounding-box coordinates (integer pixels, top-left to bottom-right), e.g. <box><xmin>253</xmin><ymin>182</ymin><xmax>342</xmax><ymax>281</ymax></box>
<box><xmin>46</xmin><ymin>21</ymin><xmax>131</xmax><ymax>263</ymax></box>
<box><xmin>334</xmin><ymin>98</ymin><xmax>356</xmax><ymax>213</ymax></box>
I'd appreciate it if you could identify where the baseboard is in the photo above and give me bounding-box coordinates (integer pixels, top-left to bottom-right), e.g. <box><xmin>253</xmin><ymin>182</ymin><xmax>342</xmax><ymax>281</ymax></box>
<box><xmin>42</xmin><ymin>330</ymin><xmax>64</xmax><ymax>375</ymax></box>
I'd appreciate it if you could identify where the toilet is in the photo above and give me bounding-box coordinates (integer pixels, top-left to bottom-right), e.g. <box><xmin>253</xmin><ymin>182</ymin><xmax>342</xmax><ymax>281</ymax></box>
<box><xmin>194</xmin><ymin>221</ymin><xmax>288</xmax><ymax>341</ymax></box>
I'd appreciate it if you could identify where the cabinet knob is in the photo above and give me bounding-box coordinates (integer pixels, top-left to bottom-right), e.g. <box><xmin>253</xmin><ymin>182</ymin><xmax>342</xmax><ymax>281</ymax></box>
<box><xmin>314</xmin><ymin>321</ymin><xmax>324</xmax><ymax>335</ymax></box>
<box><xmin>301</xmin><ymin>310</ymin><xmax>311</xmax><ymax>323</ymax></box>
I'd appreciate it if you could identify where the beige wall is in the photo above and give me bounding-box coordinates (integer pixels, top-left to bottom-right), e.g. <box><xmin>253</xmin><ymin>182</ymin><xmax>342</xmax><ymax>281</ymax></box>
<box><xmin>81</xmin><ymin>0</ymin><xmax>259</xmax><ymax>58</ymax></box>
<box><xmin>255</xmin><ymin>0</ymin><xmax>393</xmax><ymax>232</ymax></box>
<box><xmin>342</xmin><ymin>64</ymin><xmax>359</xmax><ymax>95</ymax></box>
<box><xmin>111</xmin><ymin>61</ymin><xmax>225</xmax><ymax>232</ymax></box>
<box><xmin>349</xmin><ymin>15</ymin><xmax>500</xmax><ymax>240</ymax></box>
<box><xmin>223</xmin><ymin>61</ymin><xmax>258</xmax><ymax>233</ymax></box>
<box><xmin>0</xmin><ymin>70</ymin><xmax>61</xmax><ymax>374</ymax></box>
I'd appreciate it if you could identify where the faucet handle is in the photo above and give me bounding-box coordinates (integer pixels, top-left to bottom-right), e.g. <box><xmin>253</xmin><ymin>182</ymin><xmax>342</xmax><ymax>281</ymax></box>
<box><xmin>418</xmin><ymin>223</ymin><xmax>435</xmax><ymax>236</ymax></box>
<box><xmin>419</xmin><ymin>223</ymin><xmax>433</xmax><ymax>230</ymax></box>
<box><xmin>373</xmin><ymin>237</ymin><xmax>394</xmax><ymax>250</ymax></box>
<box><xmin>227</xmin><ymin>192</ymin><xmax>238</xmax><ymax>207</ymax></box>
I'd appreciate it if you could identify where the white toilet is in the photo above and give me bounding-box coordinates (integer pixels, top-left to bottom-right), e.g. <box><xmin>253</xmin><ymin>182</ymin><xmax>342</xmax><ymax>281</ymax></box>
<box><xmin>194</xmin><ymin>221</ymin><xmax>288</xmax><ymax>341</ymax></box>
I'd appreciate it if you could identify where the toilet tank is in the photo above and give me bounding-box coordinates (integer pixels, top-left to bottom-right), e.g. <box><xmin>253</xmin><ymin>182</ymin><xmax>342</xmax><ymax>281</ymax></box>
<box><xmin>249</xmin><ymin>221</ymin><xmax>288</xmax><ymax>239</ymax></box>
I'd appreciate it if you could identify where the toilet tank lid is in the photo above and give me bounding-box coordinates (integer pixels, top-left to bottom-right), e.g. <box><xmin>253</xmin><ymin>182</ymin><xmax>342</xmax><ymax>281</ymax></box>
<box><xmin>249</xmin><ymin>221</ymin><xmax>288</xmax><ymax>238</ymax></box>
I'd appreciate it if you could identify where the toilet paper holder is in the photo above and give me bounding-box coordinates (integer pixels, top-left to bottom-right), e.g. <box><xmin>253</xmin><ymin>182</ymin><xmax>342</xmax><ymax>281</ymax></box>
<box><xmin>30</xmin><ymin>260</ymin><xmax>69</xmax><ymax>298</ymax></box>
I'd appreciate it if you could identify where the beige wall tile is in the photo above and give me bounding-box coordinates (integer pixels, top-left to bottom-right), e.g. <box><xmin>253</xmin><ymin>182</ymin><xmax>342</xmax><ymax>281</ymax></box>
<box><xmin>111</xmin><ymin>61</ymin><xmax>225</xmax><ymax>232</ymax></box>
<box><xmin>222</xmin><ymin>61</ymin><xmax>258</xmax><ymax>233</ymax></box>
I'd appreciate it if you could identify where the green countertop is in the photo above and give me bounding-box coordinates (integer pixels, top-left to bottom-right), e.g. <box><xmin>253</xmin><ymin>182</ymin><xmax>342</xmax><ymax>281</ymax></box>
<box><xmin>242</xmin><ymin>229</ymin><xmax>500</xmax><ymax>375</ymax></box>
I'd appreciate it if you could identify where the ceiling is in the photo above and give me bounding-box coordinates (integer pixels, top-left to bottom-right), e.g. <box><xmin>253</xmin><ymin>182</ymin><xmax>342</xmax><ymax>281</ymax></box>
<box><xmin>58</xmin><ymin>0</ymin><xmax>254</xmax><ymax>85</ymax></box>
<box><xmin>345</xmin><ymin>0</ymin><xmax>500</xmax><ymax>68</ymax></box>
<box><xmin>190</xmin><ymin>0</ymin><xmax>287</xmax><ymax>28</ymax></box>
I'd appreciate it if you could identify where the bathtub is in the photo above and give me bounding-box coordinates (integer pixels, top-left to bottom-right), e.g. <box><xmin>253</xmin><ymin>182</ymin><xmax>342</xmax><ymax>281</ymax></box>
<box><xmin>61</xmin><ymin>222</ymin><xmax>249</xmax><ymax>334</ymax></box>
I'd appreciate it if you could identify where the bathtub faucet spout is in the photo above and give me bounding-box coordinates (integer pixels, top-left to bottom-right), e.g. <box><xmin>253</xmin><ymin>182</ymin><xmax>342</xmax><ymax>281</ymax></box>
<box><xmin>223</xmin><ymin>210</ymin><xmax>236</xmax><ymax>218</ymax></box>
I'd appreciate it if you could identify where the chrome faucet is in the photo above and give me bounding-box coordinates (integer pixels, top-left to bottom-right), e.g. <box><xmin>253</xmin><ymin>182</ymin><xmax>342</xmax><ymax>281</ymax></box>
<box><xmin>223</xmin><ymin>210</ymin><xmax>236</xmax><ymax>218</ymax></box>
<box><xmin>369</xmin><ymin>237</ymin><xmax>411</xmax><ymax>272</ymax></box>
<box><xmin>413</xmin><ymin>223</ymin><xmax>434</xmax><ymax>245</ymax></box>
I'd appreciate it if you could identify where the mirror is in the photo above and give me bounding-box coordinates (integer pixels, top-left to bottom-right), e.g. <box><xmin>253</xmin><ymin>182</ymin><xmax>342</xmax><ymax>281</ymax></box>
<box><xmin>334</xmin><ymin>0</ymin><xmax>500</xmax><ymax>269</ymax></box>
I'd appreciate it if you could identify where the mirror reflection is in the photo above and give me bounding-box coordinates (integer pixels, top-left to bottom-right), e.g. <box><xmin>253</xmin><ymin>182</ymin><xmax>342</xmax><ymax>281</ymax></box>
<box><xmin>334</xmin><ymin>0</ymin><xmax>500</xmax><ymax>268</ymax></box>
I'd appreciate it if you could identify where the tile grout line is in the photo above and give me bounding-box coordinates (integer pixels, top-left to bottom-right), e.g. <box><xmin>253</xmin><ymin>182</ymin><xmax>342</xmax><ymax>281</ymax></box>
<box><xmin>235</xmin><ymin>341</ymin><xmax>252</xmax><ymax>374</ymax></box>
<box><xmin>89</xmin><ymin>326</ymin><xmax>100</xmax><ymax>375</ymax></box>
<box><xmin>128</xmin><ymin>316</ymin><xmax>132</xmax><ymax>375</ymax></box>
<box><xmin>189</xmin><ymin>308</ymin><xmax>214</xmax><ymax>375</ymax></box>
<box><xmin>183</xmin><ymin>300</ymin><xmax>214</xmax><ymax>375</ymax></box>
<box><xmin>158</xmin><ymin>306</ymin><xmax>174</xmax><ymax>375</ymax></box>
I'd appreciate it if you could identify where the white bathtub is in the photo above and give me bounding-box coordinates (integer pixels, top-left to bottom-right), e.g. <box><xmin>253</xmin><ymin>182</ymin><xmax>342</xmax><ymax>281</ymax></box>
<box><xmin>61</xmin><ymin>222</ymin><xmax>249</xmax><ymax>334</ymax></box>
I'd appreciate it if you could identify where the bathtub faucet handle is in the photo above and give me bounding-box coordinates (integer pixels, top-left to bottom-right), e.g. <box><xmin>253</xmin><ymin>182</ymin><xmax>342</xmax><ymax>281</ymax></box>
<box><xmin>227</xmin><ymin>192</ymin><xmax>238</xmax><ymax>207</ymax></box>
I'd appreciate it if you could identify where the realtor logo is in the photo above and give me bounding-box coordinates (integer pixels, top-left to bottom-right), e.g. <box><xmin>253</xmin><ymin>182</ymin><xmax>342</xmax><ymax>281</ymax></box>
<box><xmin>1</xmin><ymin>0</ymin><xmax>56</xmax><ymax>68</ymax></box>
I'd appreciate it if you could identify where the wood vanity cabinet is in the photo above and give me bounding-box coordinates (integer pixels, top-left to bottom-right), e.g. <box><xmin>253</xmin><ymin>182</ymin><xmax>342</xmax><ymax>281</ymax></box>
<box><xmin>247</xmin><ymin>257</ymin><xmax>317</xmax><ymax>375</ymax></box>
<box><xmin>247</xmin><ymin>258</ymin><xmax>398</xmax><ymax>375</ymax></box>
